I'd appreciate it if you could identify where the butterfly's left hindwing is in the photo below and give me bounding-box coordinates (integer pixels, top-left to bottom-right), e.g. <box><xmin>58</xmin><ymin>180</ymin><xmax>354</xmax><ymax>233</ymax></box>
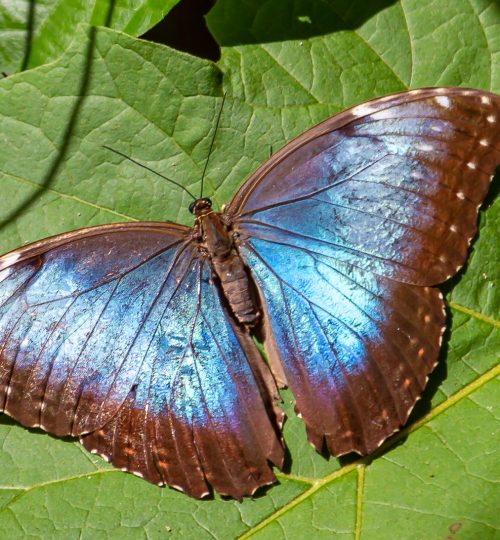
<box><xmin>0</xmin><ymin>224</ymin><xmax>283</xmax><ymax>498</ymax></box>
<box><xmin>230</xmin><ymin>88</ymin><xmax>499</xmax><ymax>455</ymax></box>
<box><xmin>82</xmin><ymin>254</ymin><xmax>284</xmax><ymax>498</ymax></box>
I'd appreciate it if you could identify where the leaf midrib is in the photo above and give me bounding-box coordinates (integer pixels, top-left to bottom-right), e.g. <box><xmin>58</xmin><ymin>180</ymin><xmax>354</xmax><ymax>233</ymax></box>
<box><xmin>0</xmin><ymin>362</ymin><xmax>497</xmax><ymax>535</ymax></box>
<box><xmin>3</xmin><ymin>171</ymin><xmax>139</xmax><ymax>222</ymax></box>
<box><xmin>237</xmin><ymin>363</ymin><xmax>500</xmax><ymax>539</ymax></box>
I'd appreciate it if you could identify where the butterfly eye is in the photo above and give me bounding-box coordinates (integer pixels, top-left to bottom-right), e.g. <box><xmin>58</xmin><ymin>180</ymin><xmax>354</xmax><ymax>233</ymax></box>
<box><xmin>189</xmin><ymin>198</ymin><xmax>213</xmax><ymax>214</ymax></box>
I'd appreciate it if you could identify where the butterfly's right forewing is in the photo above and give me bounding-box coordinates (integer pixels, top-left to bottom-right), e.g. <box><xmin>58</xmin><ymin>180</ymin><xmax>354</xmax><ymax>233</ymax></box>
<box><xmin>230</xmin><ymin>88</ymin><xmax>499</xmax><ymax>285</ymax></box>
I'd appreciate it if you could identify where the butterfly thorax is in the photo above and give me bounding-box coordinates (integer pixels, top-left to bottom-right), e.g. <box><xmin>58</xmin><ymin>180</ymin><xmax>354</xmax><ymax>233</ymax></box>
<box><xmin>192</xmin><ymin>200</ymin><xmax>259</xmax><ymax>327</ymax></box>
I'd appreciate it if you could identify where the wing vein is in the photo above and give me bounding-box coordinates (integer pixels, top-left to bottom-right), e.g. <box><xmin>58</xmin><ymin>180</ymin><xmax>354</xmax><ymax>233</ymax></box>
<box><xmin>93</xmin><ymin>241</ymin><xmax>193</xmax><ymax>420</ymax></box>
<box><xmin>1</xmin><ymin>307</ymin><xmax>30</xmax><ymax>410</ymax></box>
<box><xmin>18</xmin><ymin>239</ymin><xmax>186</xmax><ymax>311</ymax></box>
<box><xmin>243</xmin><ymin>220</ymin><xmax>423</xmax><ymax>274</ymax></box>
<box><xmin>308</xmin><ymin>195</ymin><xmax>452</xmax><ymax>247</ymax></box>
<box><xmin>236</xmin><ymin>154</ymin><xmax>391</xmax><ymax>218</ymax></box>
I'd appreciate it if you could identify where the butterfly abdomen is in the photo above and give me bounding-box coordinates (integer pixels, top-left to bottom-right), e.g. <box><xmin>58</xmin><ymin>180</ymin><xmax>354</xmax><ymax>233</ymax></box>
<box><xmin>211</xmin><ymin>253</ymin><xmax>259</xmax><ymax>326</ymax></box>
<box><xmin>198</xmin><ymin>210</ymin><xmax>259</xmax><ymax>326</ymax></box>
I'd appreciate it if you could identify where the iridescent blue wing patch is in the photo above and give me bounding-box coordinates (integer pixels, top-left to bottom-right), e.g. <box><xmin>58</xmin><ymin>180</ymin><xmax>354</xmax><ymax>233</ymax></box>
<box><xmin>82</xmin><ymin>252</ymin><xmax>284</xmax><ymax>499</ymax></box>
<box><xmin>228</xmin><ymin>88</ymin><xmax>500</xmax><ymax>454</ymax></box>
<box><xmin>0</xmin><ymin>224</ymin><xmax>283</xmax><ymax>498</ymax></box>
<box><xmin>242</xmin><ymin>240</ymin><xmax>445</xmax><ymax>455</ymax></box>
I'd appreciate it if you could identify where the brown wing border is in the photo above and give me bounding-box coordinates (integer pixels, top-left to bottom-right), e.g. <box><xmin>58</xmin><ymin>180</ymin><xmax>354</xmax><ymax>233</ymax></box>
<box><xmin>0</xmin><ymin>221</ymin><xmax>191</xmax><ymax>270</ymax></box>
<box><xmin>226</xmin><ymin>86</ymin><xmax>499</xmax><ymax>218</ymax></box>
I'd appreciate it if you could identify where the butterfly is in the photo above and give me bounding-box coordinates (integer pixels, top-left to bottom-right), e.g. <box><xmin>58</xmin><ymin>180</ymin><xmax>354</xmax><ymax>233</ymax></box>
<box><xmin>0</xmin><ymin>87</ymin><xmax>498</xmax><ymax>499</ymax></box>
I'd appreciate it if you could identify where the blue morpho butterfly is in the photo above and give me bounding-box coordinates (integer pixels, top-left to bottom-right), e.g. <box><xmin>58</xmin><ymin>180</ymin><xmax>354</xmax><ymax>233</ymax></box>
<box><xmin>0</xmin><ymin>88</ymin><xmax>498</xmax><ymax>499</ymax></box>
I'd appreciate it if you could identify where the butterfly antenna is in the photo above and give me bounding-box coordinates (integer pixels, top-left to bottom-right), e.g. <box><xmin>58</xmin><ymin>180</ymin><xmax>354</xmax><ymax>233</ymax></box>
<box><xmin>103</xmin><ymin>145</ymin><xmax>197</xmax><ymax>201</ymax></box>
<box><xmin>200</xmin><ymin>92</ymin><xmax>227</xmax><ymax>199</ymax></box>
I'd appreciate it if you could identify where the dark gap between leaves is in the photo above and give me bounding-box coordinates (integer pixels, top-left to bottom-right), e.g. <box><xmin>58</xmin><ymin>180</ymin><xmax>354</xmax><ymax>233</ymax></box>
<box><xmin>141</xmin><ymin>0</ymin><xmax>220</xmax><ymax>62</ymax></box>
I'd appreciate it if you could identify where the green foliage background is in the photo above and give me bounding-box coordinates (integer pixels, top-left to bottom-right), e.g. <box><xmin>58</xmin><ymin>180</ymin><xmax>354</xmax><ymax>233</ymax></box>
<box><xmin>0</xmin><ymin>1</ymin><xmax>498</xmax><ymax>538</ymax></box>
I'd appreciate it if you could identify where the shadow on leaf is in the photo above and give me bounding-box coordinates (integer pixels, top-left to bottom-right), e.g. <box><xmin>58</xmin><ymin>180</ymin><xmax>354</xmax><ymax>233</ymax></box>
<box><xmin>0</xmin><ymin>2</ymin><xmax>118</xmax><ymax>236</ymax></box>
<box><xmin>208</xmin><ymin>0</ymin><xmax>399</xmax><ymax>46</ymax></box>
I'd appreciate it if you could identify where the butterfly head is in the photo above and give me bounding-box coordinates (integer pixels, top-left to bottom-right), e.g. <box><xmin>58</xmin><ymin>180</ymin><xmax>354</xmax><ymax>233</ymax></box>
<box><xmin>189</xmin><ymin>198</ymin><xmax>212</xmax><ymax>215</ymax></box>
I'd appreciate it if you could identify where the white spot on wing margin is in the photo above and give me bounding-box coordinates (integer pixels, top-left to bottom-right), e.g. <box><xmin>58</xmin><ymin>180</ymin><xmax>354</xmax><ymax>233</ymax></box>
<box><xmin>435</xmin><ymin>96</ymin><xmax>451</xmax><ymax>108</ymax></box>
<box><xmin>351</xmin><ymin>104</ymin><xmax>378</xmax><ymax>117</ymax></box>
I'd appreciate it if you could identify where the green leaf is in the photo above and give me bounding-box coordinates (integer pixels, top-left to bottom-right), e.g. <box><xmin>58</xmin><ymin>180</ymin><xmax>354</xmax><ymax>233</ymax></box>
<box><xmin>0</xmin><ymin>0</ymin><xmax>181</xmax><ymax>74</ymax></box>
<box><xmin>0</xmin><ymin>1</ymin><xmax>499</xmax><ymax>538</ymax></box>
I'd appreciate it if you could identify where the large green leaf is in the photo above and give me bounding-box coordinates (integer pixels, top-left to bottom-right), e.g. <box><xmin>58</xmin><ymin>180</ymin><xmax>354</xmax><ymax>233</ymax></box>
<box><xmin>0</xmin><ymin>1</ymin><xmax>499</xmax><ymax>538</ymax></box>
<box><xmin>0</xmin><ymin>0</ymin><xmax>181</xmax><ymax>74</ymax></box>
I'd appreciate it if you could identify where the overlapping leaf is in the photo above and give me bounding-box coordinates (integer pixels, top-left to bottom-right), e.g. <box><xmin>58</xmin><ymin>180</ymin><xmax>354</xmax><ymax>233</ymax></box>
<box><xmin>0</xmin><ymin>0</ymin><xmax>181</xmax><ymax>74</ymax></box>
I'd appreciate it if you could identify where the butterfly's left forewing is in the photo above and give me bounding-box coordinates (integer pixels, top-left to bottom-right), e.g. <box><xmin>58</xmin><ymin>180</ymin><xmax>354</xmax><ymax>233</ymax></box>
<box><xmin>0</xmin><ymin>224</ymin><xmax>283</xmax><ymax>498</ymax></box>
<box><xmin>229</xmin><ymin>88</ymin><xmax>499</xmax><ymax>455</ymax></box>
<box><xmin>0</xmin><ymin>223</ymin><xmax>189</xmax><ymax>434</ymax></box>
